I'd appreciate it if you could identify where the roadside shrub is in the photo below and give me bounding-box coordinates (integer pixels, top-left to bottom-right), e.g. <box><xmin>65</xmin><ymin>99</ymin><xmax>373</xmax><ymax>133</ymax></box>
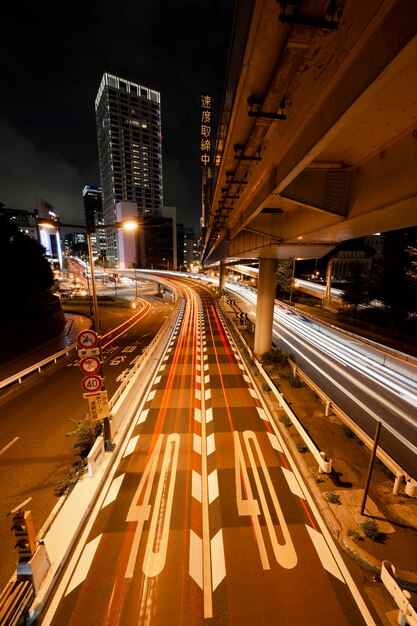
<box><xmin>262</xmin><ymin>382</ymin><xmax>271</xmax><ymax>392</ymax></box>
<box><xmin>347</xmin><ymin>528</ymin><xmax>362</xmax><ymax>540</ymax></box>
<box><xmin>361</xmin><ymin>520</ymin><xmax>383</xmax><ymax>541</ymax></box>
<box><xmin>326</xmin><ymin>491</ymin><xmax>341</xmax><ymax>505</ymax></box>
<box><xmin>296</xmin><ymin>442</ymin><xmax>308</xmax><ymax>453</ymax></box>
<box><xmin>279</xmin><ymin>415</ymin><xmax>292</xmax><ymax>428</ymax></box>
<box><xmin>54</xmin><ymin>417</ymin><xmax>102</xmax><ymax>498</ymax></box>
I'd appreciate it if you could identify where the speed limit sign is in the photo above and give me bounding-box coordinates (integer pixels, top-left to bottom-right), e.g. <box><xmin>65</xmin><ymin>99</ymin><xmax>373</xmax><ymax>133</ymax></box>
<box><xmin>81</xmin><ymin>375</ymin><xmax>103</xmax><ymax>393</ymax></box>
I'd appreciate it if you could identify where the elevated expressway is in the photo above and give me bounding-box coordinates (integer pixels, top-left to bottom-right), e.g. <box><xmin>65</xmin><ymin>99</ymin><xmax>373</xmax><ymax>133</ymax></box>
<box><xmin>201</xmin><ymin>0</ymin><xmax>417</xmax><ymax>355</ymax></box>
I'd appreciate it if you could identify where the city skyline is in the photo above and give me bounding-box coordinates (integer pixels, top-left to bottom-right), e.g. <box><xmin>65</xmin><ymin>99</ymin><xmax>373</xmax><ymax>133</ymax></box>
<box><xmin>0</xmin><ymin>1</ymin><xmax>235</xmax><ymax>233</ymax></box>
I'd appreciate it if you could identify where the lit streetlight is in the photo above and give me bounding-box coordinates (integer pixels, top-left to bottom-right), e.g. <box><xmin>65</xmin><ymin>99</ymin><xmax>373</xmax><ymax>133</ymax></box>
<box><xmin>38</xmin><ymin>217</ymin><xmax>138</xmax><ymax>450</ymax></box>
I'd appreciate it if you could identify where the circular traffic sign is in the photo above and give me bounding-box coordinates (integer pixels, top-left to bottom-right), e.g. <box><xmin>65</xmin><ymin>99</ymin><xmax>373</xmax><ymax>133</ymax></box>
<box><xmin>79</xmin><ymin>356</ymin><xmax>101</xmax><ymax>375</ymax></box>
<box><xmin>77</xmin><ymin>330</ymin><xmax>99</xmax><ymax>349</ymax></box>
<box><xmin>81</xmin><ymin>375</ymin><xmax>103</xmax><ymax>393</ymax></box>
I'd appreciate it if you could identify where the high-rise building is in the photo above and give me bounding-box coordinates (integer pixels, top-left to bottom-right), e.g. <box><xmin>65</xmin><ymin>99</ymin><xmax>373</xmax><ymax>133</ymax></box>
<box><xmin>82</xmin><ymin>185</ymin><xmax>106</xmax><ymax>258</ymax></box>
<box><xmin>95</xmin><ymin>73</ymin><xmax>163</xmax><ymax>264</ymax></box>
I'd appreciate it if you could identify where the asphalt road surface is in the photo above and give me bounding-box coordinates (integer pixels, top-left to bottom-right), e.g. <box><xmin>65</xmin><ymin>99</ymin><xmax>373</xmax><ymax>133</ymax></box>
<box><xmin>40</xmin><ymin>281</ymin><xmax>379</xmax><ymax>626</ymax></box>
<box><xmin>0</xmin><ymin>294</ymin><xmax>172</xmax><ymax>591</ymax></box>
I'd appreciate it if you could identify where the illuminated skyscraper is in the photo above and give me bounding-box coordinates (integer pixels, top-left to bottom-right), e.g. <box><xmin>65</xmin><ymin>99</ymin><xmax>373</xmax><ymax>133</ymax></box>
<box><xmin>95</xmin><ymin>73</ymin><xmax>163</xmax><ymax>264</ymax></box>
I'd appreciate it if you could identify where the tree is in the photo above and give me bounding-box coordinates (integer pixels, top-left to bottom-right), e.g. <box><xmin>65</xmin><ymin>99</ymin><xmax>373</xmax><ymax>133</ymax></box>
<box><xmin>372</xmin><ymin>228</ymin><xmax>417</xmax><ymax>320</ymax></box>
<box><xmin>0</xmin><ymin>215</ymin><xmax>54</xmax><ymax>311</ymax></box>
<box><xmin>341</xmin><ymin>262</ymin><xmax>374</xmax><ymax>315</ymax></box>
<box><xmin>275</xmin><ymin>259</ymin><xmax>293</xmax><ymax>299</ymax></box>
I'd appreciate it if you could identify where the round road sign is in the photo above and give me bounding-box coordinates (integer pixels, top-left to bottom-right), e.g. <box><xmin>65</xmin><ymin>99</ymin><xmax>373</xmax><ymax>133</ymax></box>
<box><xmin>81</xmin><ymin>375</ymin><xmax>103</xmax><ymax>393</ymax></box>
<box><xmin>77</xmin><ymin>330</ymin><xmax>99</xmax><ymax>349</ymax></box>
<box><xmin>79</xmin><ymin>356</ymin><xmax>101</xmax><ymax>375</ymax></box>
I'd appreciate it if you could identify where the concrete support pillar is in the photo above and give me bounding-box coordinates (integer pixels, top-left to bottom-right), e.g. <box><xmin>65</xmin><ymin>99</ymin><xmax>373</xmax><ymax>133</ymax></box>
<box><xmin>219</xmin><ymin>261</ymin><xmax>226</xmax><ymax>296</ymax></box>
<box><xmin>254</xmin><ymin>258</ymin><xmax>278</xmax><ymax>357</ymax></box>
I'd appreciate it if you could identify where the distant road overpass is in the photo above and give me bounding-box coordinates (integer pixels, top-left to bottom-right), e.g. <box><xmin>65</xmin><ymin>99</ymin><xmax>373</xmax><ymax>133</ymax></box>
<box><xmin>200</xmin><ymin>0</ymin><xmax>417</xmax><ymax>356</ymax></box>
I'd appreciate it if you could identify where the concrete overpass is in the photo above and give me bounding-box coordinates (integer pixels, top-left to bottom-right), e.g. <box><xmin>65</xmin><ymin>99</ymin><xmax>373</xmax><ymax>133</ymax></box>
<box><xmin>201</xmin><ymin>0</ymin><xmax>417</xmax><ymax>355</ymax></box>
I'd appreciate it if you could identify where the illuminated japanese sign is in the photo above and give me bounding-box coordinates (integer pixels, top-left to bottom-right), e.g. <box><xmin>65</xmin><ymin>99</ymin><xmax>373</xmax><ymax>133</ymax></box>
<box><xmin>200</xmin><ymin>93</ymin><xmax>212</xmax><ymax>167</ymax></box>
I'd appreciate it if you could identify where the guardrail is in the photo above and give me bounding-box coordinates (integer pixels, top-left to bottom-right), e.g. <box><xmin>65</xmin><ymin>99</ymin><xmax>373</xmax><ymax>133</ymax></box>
<box><xmin>381</xmin><ymin>561</ymin><xmax>417</xmax><ymax>624</ymax></box>
<box><xmin>0</xmin><ymin>345</ymin><xmax>78</xmax><ymax>392</ymax></box>
<box><xmin>288</xmin><ymin>358</ymin><xmax>415</xmax><ymax>495</ymax></box>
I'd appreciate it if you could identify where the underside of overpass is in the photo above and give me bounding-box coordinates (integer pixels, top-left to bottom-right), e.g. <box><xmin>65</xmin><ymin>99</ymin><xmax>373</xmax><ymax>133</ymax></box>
<box><xmin>201</xmin><ymin>0</ymin><xmax>417</xmax><ymax>268</ymax></box>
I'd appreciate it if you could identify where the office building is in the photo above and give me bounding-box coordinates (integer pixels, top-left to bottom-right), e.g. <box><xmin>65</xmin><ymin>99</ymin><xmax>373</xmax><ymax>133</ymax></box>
<box><xmin>82</xmin><ymin>185</ymin><xmax>106</xmax><ymax>258</ymax></box>
<box><xmin>95</xmin><ymin>73</ymin><xmax>163</xmax><ymax>264</ymax></box>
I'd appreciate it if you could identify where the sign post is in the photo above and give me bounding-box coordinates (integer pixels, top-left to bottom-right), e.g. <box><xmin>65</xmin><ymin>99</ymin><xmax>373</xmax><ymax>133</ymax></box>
<box><xmin>77</xmin><ymin>330</ymin><xmax>114</xmax><ymax>451</ymax></box>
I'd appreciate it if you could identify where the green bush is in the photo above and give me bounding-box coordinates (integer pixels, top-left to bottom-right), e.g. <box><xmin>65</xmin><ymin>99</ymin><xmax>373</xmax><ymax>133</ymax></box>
<box><xmin>361</xmin><ymin>520</ymin><xmax>381</xmax><ymax>540</ymax></box>
<box><xmin>279</xmin><ymin>415</ymin><xmax>292</xmax><ymax>428</ymax></box>
<box><xmin>326</xmin><ymin>491</ymin><xmax>341</xmax><ymax>505</ymax></box>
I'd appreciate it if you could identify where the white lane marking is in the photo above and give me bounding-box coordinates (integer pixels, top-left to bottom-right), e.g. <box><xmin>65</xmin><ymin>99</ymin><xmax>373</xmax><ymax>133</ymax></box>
<box><xmin>0</xmin><ymin>437</ymin><xmax>19</xmax><ymax>456</ymax></box>
<box><xmin>147</xmin><ymin>389</ymin><xmax>156</xmax><ymax>402</ymax></box>
<box><xmin>249</xmin><ymin>388</ymin><xmax>258</xmax><ymax>399</ymax></box>
<box><xmin>211</xmin><ymin>530</ymin><xmax>226</xmax><ymax>591</ymax></box>
<box><xmin>238</xmin><ymin>362</ymin><xmax>245</xmax><ymax>370</ymax></box>
<box><xmin>208</xmin><ymin>470</ymin><xmax>219</xmax><ymax>504</ymax></box>
<box><xmin>193</xmin><ymin>434</ymin><xmax>202</xmax><ymax>455</ymax></box>
<box><xmin>65</xmin><ymin>534</ymin><xmax>102</xmax><ymax>596</ymax></box>
<box><xmin>123</xmin><ymin>435</ymin><xmax>139</xmax><ymax>458</ymax></box>
<box><xmin>189</xmin><ymin>530</ymin><xmax>203</xmax><ymax>589</ymax></box>
<box><xmin>281</xmin><ymin>467</ymin><xmax>305</xmax><ymax>499</ymax></box>
<box><xmin>205</xmin><ymin>388</ymin><xmax>211</xmax><ymax>401</ymax></box>
<box><xmin>267</xmin><ymin>431</ymin><xmax>283</xmax><ymax>452</ymax></box>
<box><xmin>158</xmin><ymin>364</ymin><xmax>166</xmax><ymax>373</ymax></box>
<box><xmin>257</xmin><ymin>407</ymin><xmax>268</xmax><ymax>421</ymax></box>
<box><xmin>206</xmin><ymin>407</ymin><xmax>213</xmax><ymax>423</ymax></box>
<box><xmin>192</xmin><ymin>470</ymin><xmax>202</xmax><ymax>502</ymax></box>
<box><xmin>194</xmin><ymin>408</ymin><xmax>201</xmax><ymax>423</ymax></box>
<box><xmin>196</xmin><ymin>375</ymin><xmax>201</xmax><ymax>385</ymax></box>
<box><xmin>195</xmin><ymin>388</ymin><xmax>201</xmax><ymax>401</ymax></box>
<box><xmin>205</xmin><ymin>374</ymin><xmax>210</xmax><ymax>385</ymax></box>
<box><xmin>204</xmin><ymin>363</ymin><xmax>209</xmax><ymax>372</ymax></box>
<box><xmin>102</xmin><ymin>474</ymin><xmax>125</xmax><ymax>508</ymax></box>
<box><xmin>207</xmin><ymin>433</ymin><xmax>215</xmax><ymax>456</ymax></box>
<box><xmin>137</xmin><ymin>409</ymin><xmax>148</xmax><ymax>425</ymax></box>
<box><xmin>305</xmin><ymin>525</ymin><xmax>345</xmax><ymax>583</ymax></box>
<box><xmin>243</xmin><ymin>374</ymin><xmax>250</xmax><ymax>383</ymax></box>
<box><xmin>154</xmin><ymin>375</ymin><xmax>162</xmax><ymax>385</ymax></box>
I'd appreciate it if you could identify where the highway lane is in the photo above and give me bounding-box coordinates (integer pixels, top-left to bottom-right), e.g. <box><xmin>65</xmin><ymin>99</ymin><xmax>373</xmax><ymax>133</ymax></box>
<box><xmin>40</xmin><ymin>281</ymin><xmax>378</xmax><ymax>626</ymax></box>
<box><xmin>221</xmin><ymin>282</ymin><xmax>417</xmax><ymax>480</ymax></box>
<box><xmin>0</xmin><ymin>294</ymin><xmax>173</xmax><ymax>592</ymax></box>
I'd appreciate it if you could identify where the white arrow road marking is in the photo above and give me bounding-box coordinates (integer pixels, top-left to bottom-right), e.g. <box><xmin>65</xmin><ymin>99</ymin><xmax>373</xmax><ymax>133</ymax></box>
<box><xmin>193</xmin><ymin>434</ymin><xmax>202</xmax><ymax>455</ymax></box>
<box><xmin>208</xmin><ymin>470</ymin><xmax>219</xmax><ymax>504</ymax></box>
<box><xmin>137</xmin><ymin>409</ymin><xmax>149</xmax><ymax>425</ymax></box>
<box><xmin>267</xmin><ymin>431</ymin><xmax>283</xmax><ymax>452</ymax></box>
<box><xmin>65</xmin><ymin>534</ymin><xmax>102</xmax><ymax>596</ymax></box>
<box><xmin>211</xmin><ymin>530</ymin><xmax>226</xmax><ymax>591</ymax></box>
<box><xmin>207</xmin><ymin>433</ymin><xmax>215</xmax><ymax>456</ymax></box>
<box><xmin>147</xmin><ymin>389</ymin><xmax>156</xmax><ymax>402</ymax></box>
<box><xmin>192</xmin><ymin>470</ymin><xmax>202</xmax><ymax>502</ymax></box>
<box><xmin>281</xmin><ymin>467</ymin><xmax>305</xmax><ymax>499</ymax></box>
<box><xmin>257</xmin><ymin>407</ymin><xmax>268</xmax><ymax>421</ymax></box>
<box><xmin>102</xmin><ymin>474</ymin><xmax>125</xmax><ymax>508</ymax></box>
<box><xmin>189</xmin><ymin>530</ymin><xmax>203</xmax><ymax>588</ymax></box>
<box><xmin>123</xmin><ymin>435</ymin><xmax>139</xmax><ymax>458</ymax></box>
<box><xmin>305</xmin><ymin>525</ymin><xmax>345</xmax><ymax>582</ymax></box>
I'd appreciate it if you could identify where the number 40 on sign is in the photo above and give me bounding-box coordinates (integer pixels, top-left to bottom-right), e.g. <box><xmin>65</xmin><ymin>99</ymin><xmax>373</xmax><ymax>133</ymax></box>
<box><xmin>81</xmin><ymin>375</ymin><xmax>103</xmax><ymax>393</ymax></box>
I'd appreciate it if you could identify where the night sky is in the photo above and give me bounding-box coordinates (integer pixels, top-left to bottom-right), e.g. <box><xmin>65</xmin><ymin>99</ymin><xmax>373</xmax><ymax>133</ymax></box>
<box><xmin>1</xmin><ymin>1</ymin><xmax>235</xmax><ymax>232</ymax></box>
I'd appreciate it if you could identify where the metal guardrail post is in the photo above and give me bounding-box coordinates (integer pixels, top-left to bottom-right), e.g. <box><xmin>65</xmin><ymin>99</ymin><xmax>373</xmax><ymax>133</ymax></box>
<box><xmin>381</xmin><ymin>561</ymin><xmax>417</xmax><ymax>626</ymax></box>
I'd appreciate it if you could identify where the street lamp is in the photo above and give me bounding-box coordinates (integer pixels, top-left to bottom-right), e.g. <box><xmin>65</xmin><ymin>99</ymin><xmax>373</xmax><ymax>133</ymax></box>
<box><xmin>38</xmin><ymin>217</ymin><xmax>138</xmax><ymax>450</ymax></box>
